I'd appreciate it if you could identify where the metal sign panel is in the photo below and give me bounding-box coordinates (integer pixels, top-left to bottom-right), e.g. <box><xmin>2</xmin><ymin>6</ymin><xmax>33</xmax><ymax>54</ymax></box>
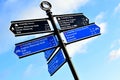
<box><xmin>55</xmin><ymin>13</ymin><xmax>89</xmax><ymax>30</ymax></box>
<box><xmin>63</xmin><ymin>23</ymin><xmax>101</xmax><ymax>43</ymax></box>
<box><xmin>44</xmin><ymin>48</ymin><xmax>56</xmax><ymax>61</ymax></box>
<box><xmin>48</xmin><ymin>49</ymin><xmax>66</xmax><ymax>76</ymax></box>
<box><xmin>10</xmin><ymin>18</ymin><xmax>51</xmax><ymax>36</ymax></box>
<box><xmin>14</xmin><ymin>35</ymin><xmax>58</xmax><ymax>58</ymax></box>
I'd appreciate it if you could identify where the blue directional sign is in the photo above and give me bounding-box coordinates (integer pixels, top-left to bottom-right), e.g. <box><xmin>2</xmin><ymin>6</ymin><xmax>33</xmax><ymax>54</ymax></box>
<box><xmin>44</xmin><ymin>48</ymin><xmax>56</xmax><ymax>61</ymax></box>
<box><xmin>14</xmin><ymin>35</ymin><xmax>58</xmax><ymax>58</ymax></box>
<box><xmin>48</xmin><ymin>49</ymin><xmax>66</xmax><ymax>76</ymax></box>
<box><xmin>63</xmin><ymin>23</ymin><xmax>101</xmax><ymax>43</ymax></box>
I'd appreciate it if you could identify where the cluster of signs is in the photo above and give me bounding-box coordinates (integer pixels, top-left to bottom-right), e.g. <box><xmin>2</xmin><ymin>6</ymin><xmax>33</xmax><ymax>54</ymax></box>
<box><xmin>10</xmin><ymin>13</ymin><xmax>101</xmax><ymax>76</ymax></box>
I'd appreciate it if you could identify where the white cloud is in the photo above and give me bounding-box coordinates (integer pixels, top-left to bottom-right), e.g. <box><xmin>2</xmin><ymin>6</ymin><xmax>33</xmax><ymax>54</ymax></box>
<box><xmin>97</xmin><ymin>22</ymin><xmax>107</xmax><ymax>34</ymax></box>
<box><xmin>109</xmin><ymin>48</ymin><xmax>120</xmax><ymax>60</ymax></box>
<box><xmin>19</xmin><ymin>0</ymin><xmax>89</xmax><ymax>19</ymax></box>
<box><xmin>109</xmin><ymin>39</ymin><xmax>120</xmax><ymax>60</ymax></box>
<box><xmin>114</xmin><ymin>3</ymin><xmax>120</xmax><ymax>14</ymax></box>
<box><xmin>50</xmin><ymin>0</ymin><xmax>89</xmax><ymax>14</ymax></box>
<box><xmin>95</xmin><ymin>12</ymin><xmax>104</xmax><ymax>23</ymax></box>
<box><xmin>95</xmin><ymin>12</ymin><xmax>107</xmax><ymax>34</ymax></box>
<box><xmin>67</xmin><ymin>38</ymin><xmax>93</xmax><ymax>57</ymax></box>
<box><xmin>18</xmin><ymin>7</ymin><xmax>46</xmax><ymax>20</ymax></box>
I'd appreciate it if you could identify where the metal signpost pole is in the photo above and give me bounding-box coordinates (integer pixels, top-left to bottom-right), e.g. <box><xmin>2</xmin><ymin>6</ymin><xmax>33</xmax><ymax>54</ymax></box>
<box><xmin>40</xmin><ymin>1</ymin><xmax>79</xmax><ymax>80</ymax></box>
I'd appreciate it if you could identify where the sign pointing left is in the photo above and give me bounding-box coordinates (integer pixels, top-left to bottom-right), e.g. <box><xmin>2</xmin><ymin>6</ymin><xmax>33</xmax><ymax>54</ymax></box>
<box><xmin>14</xmin><ymin>34</ymin><xmax>58</xmax><ymax>58</ymax></box>
<box><xmin>10</xmin><ymin>18</ymin><xmax>51</xmax><ymax>36</ymax></box>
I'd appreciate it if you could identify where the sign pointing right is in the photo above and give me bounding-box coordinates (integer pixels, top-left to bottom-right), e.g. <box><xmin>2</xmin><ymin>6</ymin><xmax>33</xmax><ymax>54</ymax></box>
<box><xmin>55</xmin><ymin>13</ymin><xmax>89</xmax><ymax>30</ymax></box>
<box><xmin>63</xmin><ymin>23</ymin><xmax>101</xmax><ymax>43</ymax></box>
<box><xmin>47</xmin><ymin>49</ymin><xmax>66</xmax><ymax>76</ymax></box>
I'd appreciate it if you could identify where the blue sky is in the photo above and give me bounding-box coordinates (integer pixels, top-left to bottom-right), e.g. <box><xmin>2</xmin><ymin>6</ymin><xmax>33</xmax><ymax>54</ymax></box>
<box><xmin>0</xmin><ymin>0</ymin><xmax>120</xmax><ymax>80</ymax></box>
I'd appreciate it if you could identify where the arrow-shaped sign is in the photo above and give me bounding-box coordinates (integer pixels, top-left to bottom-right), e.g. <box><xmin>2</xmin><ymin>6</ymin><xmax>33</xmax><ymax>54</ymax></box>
<box><xmin>55</xmin><ymin>13</ymin><xmax>89</xmax><ymax>30</ymax></box>
<box><xmin>47</xmin><ymin>49</ymin><xmax>66</xmax><ymax>76</ymax></box>
<box><xmin>64</xmin><ymin>23</ymin><xmax>101</xmax><ymax>43</ymax></box>
<box><xmin>14</xmin><ymin>34</ymin><xmax>58</xmax><ymax>58</ymax></box>
<box><xmin>10</xmin><ymin>18</ymin><xmax>52</xmax><ymax>36</ymax></box>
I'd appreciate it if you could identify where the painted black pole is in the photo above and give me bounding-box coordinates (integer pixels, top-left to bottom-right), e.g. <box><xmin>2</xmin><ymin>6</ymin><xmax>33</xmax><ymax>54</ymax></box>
<box><xmin>40</xmin><ymin>1</ymin><xmax>79</xmax><ymax>80</ymax></box>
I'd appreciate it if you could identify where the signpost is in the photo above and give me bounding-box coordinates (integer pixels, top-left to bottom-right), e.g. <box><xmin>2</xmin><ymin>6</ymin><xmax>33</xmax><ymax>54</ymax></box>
<box><xmin>44</xmin><ymin>48</ymin><xmax>56</xmax><ymax>61</ymax></box>
<box><xmin>55</xmin><ymin>13</ymin><xmax>89</xmax><ymax>30</ymax></box>
<box><xmin>10</xmin><ymin>18</ymin><xmax>51</xmax><ymax>36</ymax></box>
<box><xmin>41</xmin><ymin>1</ymin><xmax>80</xmax><ymax>79</ymax></box>
<box><xmin>10</xmin><ymin>1</ymin><xmax>101</xmax><ymax>80</ymax></box>
<box><xmin>64</xmin><ymin>23</ymin><xmax>101</xmax><ymax>43</ymax></box>
<box><xmin>14</xmin><ymin>34</ymin><xmax>58</xmax><ymax>58</ymax></box>
<box><xmin>47</xmin><ymin>49</ymin><xmax>66</xmax><ymax>76</ymax></box>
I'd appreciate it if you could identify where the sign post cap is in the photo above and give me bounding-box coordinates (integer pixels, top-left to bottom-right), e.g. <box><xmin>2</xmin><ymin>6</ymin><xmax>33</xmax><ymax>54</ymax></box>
<box><xmin>40</xmin><ymin>1</ymin><xmax>52</xmax><ymax>11</ymax></box>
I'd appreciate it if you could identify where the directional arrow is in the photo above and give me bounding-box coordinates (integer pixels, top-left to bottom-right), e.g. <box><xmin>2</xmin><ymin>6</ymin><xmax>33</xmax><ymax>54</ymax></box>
<box><xmin>14</xmin><ymin>34</ymin><xmax>58</xmax><ymax>58</ymax></box>
<box><xmin>10</xmin><ymin>18</ymin><xmax>52</xmax><ymax>36</ymax></box>
<box><xmin>55</xmin><ymin>13</ymin><xmax>89</xmax><ymax>30</ymax></box>
<box><xmin>64</xmin><ymin>23</ymin><xmax>101</xmax><ymax>43</ymax></box>
<box><xmin>47</xmin><ymin>49</ymin><xmax>66</xmax><ymax>76</ymax></box>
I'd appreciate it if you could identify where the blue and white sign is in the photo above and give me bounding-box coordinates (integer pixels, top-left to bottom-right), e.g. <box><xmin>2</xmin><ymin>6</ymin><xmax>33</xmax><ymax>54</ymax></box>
<box><xmin>14</xmin><ymin>35</ymin><xmax>58</xmax><ymax>58</ymax></box>
<box><xmin>44</xmin><ymin>48</ymin><xmax>56</xmax><ymax>61</ymax></box>
<box><xmin>63</xmin><ymin>23</ymin><xmax>101</xmax><ymax>43</ymax></box>
<box><xmin>48</xmin><ymin>49</ymin><xmax>66</xmax><ymax>76</ymax></box>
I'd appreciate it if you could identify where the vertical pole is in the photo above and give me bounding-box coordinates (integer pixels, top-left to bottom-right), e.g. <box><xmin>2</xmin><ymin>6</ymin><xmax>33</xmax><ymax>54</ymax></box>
<box><xmin>46</xmin><ymin>10</ymin><xmax>79</xmax><ymax>80</ymax></box>
<box><xmin>40</xmin><ymin>1</ymin><xmax>79</xmax><ymax>79</ymax></box>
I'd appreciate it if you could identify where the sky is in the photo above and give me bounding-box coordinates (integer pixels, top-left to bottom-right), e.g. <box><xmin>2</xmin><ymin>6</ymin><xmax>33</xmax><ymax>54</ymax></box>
<box><xmin>0</xmin><ymin>0</ymin><xmax>120</xmax><ymax>80</ymax></box>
